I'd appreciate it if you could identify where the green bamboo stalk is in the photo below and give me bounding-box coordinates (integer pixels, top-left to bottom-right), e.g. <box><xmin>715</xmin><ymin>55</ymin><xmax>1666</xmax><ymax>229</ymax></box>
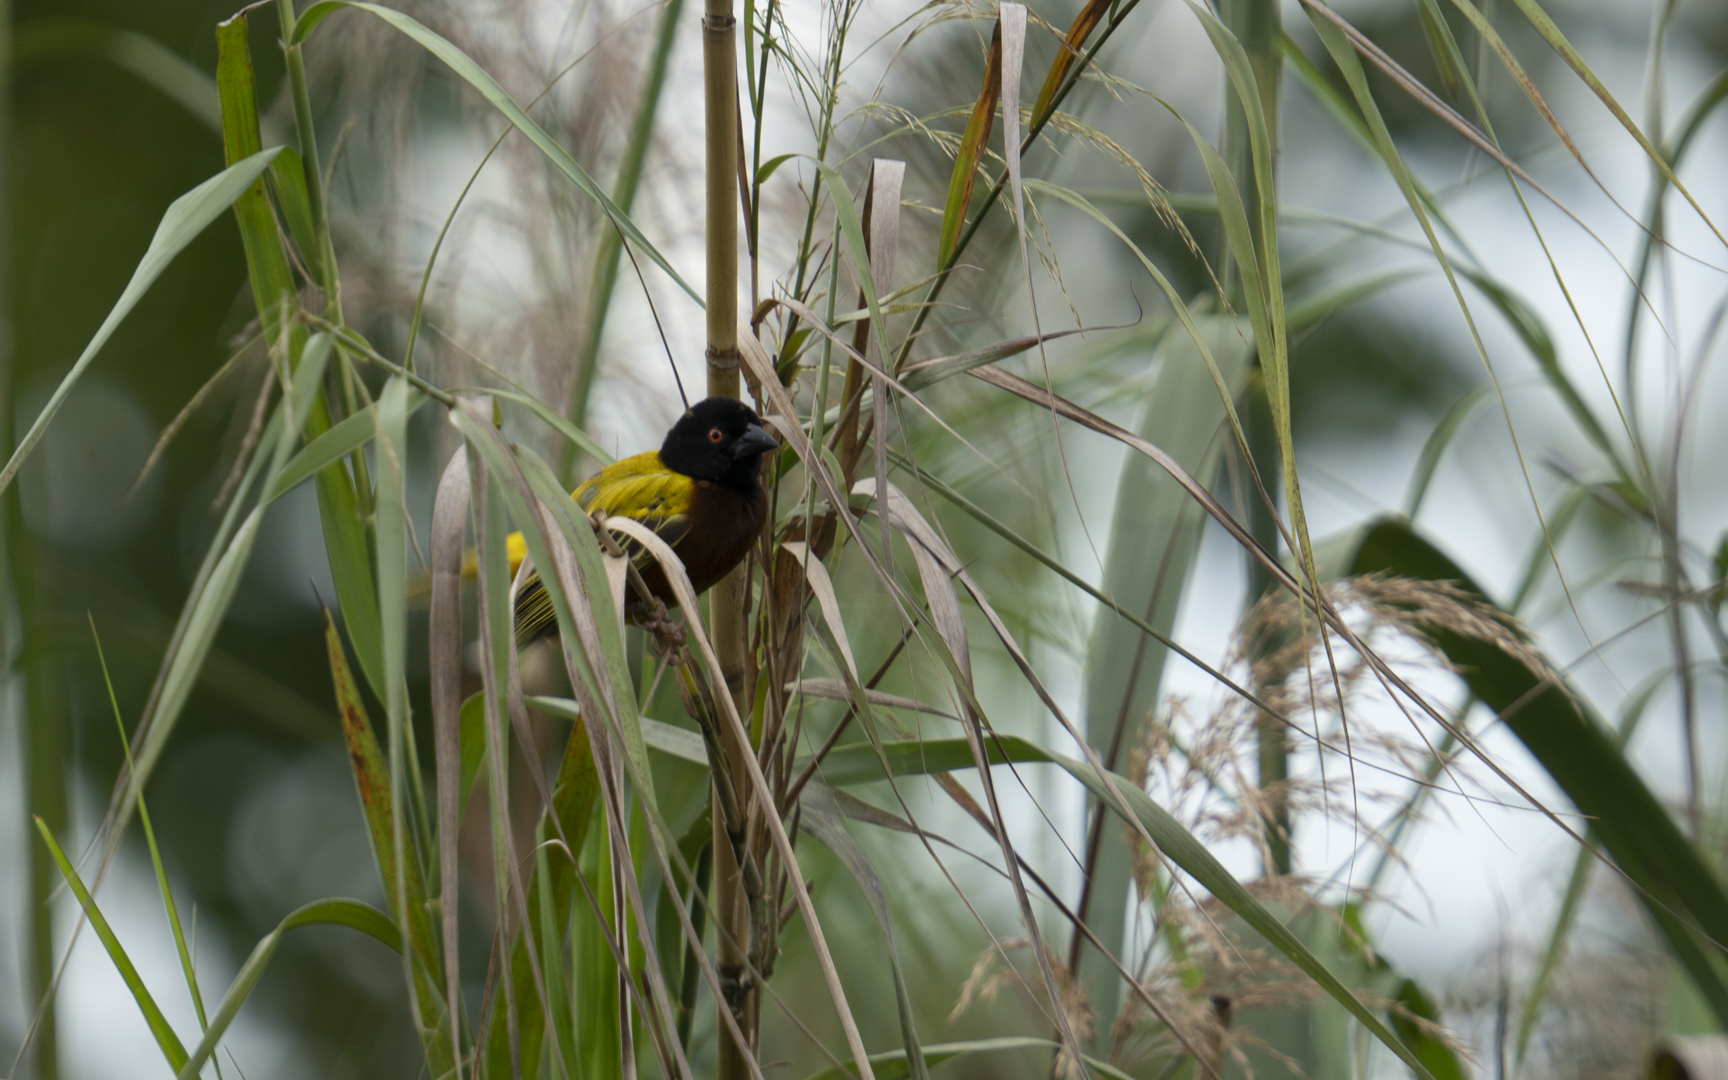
<box><xmin>703</xmin><ymin>1</ymin><xmax>757</xmax><ymax>1075</ymax></box>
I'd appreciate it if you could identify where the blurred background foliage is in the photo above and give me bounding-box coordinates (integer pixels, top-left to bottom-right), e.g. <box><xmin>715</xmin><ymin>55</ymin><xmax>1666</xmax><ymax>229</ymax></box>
<box><xmin>4</xmin><ymin>0</ymin><xmax>1728</xmax><ymax>1077</ymax></box>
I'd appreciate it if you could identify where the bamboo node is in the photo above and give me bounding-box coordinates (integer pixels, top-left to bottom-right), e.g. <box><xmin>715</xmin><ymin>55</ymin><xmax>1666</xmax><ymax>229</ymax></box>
<box><xmin>705</xmin><ymin>344</ymin><xmax>741</xmax><ymax>373</ymax></box>
<box><xmin>703</xmin><ymin>12</ymin><xmax>735</xmax><ymax>33</ymax></box>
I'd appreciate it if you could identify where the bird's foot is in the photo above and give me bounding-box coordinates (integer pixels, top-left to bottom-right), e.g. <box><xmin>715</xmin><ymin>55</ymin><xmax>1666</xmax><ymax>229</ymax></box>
<box><xmin>642</xmin><ymin>601</ymin><xmax>687</xmax><ymax>657</ymax></box>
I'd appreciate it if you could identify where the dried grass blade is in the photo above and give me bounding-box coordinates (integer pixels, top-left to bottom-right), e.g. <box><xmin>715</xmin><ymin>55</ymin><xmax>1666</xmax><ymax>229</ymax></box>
<box><xmin>739</xmin><ymin>321</ymin><xmax>900</xmax><ymax>604</ymax></box>
<box><xmin>790</xmin><ymin>680</ymin><xmax>959</xmax><ymax>721</ymax></box>
<box><xmin>1023</xmin><ymin>180</ymin><xmax>1254</xmax><ymax>458</ymax></box>
<box><xmin>429</xmin><ymin>449</ymin><xmax>471</xmax><ymax>1076</ymax></box>
<box><xmin>856</xmin><ymin>471</ymin><xmax>1099</xmax><ymax>1076</ymax></box>
<box><xmin>781</xmin><ymin>541</ymin><xmax>858</xmax><ymax>683</ymax></box>
<box><xmin>598</xmin><ymin>515</ymin><xmax>880</xmax><ymax>1080</ymax></box>
<box><xmin>899</xmin><ymin>324</ymin><xmax>1110</xmax><ymax>392</ymax></box>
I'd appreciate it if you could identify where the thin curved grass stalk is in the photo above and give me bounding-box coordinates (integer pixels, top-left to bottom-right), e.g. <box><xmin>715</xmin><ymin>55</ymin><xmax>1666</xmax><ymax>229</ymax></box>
<box><xmin>1296</xmin><ymin>0</ymin><xmax>1621</xmax><ymax>741</ymax></box>
<box><xmin>963</xmin><ymin>363</ymin><xmax>1699</xmax><ymax>958</ymax></box>
<box><xmin>1403</xmin><ymin>0</ymin><xmax>1642</xmax><ymax>495</ymax></box>
<box><xmin>291</xmin><ymin>2</ymin><xmax>699</xmax><ymax>304</ymax></box>
<box><xmin>1499</xmin><ymin>0</ymin><xmax>1725</xmax><ymax>251</ymax></box>
<box><xmin>572</xmin><ymin>0</ymin><xmax>686</xmax><ymax>429</ymax></box>
<box><xmin>847</xmin><ymin>473</ymin><xmax>1444</xmax><ymax>1076</ymax></box>
<box><xmin>1622</xmin><ymin>68</ymin><xmax>1728</xmax><ymax>440</ymax></box>
<box><xmin>92</xmin><ymin>625</ymin><xmax>224</xmax><ymax>1079</ymax></box>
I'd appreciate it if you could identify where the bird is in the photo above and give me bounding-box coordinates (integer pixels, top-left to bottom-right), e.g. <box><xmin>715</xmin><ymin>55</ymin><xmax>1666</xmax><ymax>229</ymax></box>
<box><xmin>510</xmin><ymin>396</ymin><xmax>779</xmax><ymax>642</ymax></box>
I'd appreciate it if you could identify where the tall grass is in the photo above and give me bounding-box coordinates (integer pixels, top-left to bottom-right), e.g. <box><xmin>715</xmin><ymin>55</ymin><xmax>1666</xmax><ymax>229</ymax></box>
<box><xmin>7</xmin><ymin>0</ymin><xmax>1728</xmax><ymax>1077</ymax></box>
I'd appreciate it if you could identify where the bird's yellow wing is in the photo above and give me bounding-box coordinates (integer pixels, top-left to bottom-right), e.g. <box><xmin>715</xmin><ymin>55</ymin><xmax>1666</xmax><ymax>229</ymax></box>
<box><xmin>511</xmin><ymin>452</ymin><xmax>694</xmax><ymax>642</ymax></box>
<box><xmin>574</xmin><ymin>451</ymin><xmax>693</xmax><ymax>551</ymax></box>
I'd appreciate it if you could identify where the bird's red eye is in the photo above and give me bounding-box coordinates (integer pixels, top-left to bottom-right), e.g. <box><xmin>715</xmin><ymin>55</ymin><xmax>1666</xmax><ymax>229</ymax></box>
<box><xmin>708</xmin><ymin>428</ymin><xmax>724</xmax><ymax>444</ymax></box>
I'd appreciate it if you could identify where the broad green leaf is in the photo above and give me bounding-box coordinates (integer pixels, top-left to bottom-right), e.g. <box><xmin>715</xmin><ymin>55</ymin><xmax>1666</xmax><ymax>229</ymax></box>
<box><xmin>1347</xmin><ymin>517</ymin><xmax>1728</xmax><ymax>1026</ymax></box>
<box><xmin>265</xmin><ymin>389</ymin><xmax>429</xmax><ymax>502</ymax></box>
<box><xmin>291</xmin><ymin>1</ymin><xmax>699</xmax><ymax>304</ymax></box>
<box><xmin>266</xmin><ymin>147</ymin><xmax>325</xmax><ymax>283</ymax></box>
<box><xmin>1077</xmin><ymin>315</ymin><xmax>1253</xmax><ymax>1034</ymax></box>
<box><xmin>458</xmin><ymin>690</ymin><xmax>487</xmax><ymax>816</ymax></box>
<box><xmin>35</xmin><ymin>817</ymin><xmax>188</xmax><ymax>1072</ymax></box>
<box><xmin>217</xmin><ymin>11</ymin><xmax>385</xmax><ymax>702</ymax></box>
<box><xmin>176</xmin><ymin>899</ymin><xmax>400</xmax><ymax>1080</ymax></box>
<box><xmin>374</xmin><ymin>379</ymin><xmax>456</xmax><ymax>1070</ymax></box>
<box><xmin>125</xmin><ymin>503</ymin><xmax>268</xmax><ymax>824</ymax></box>
<box><xmin>0</xmin><ymin>146</ymin><xmax>282</xmax><ymax>499</ymax></box>
<box><xmin>321</xmin><ymin>607</ymin><xmax>453</xmax><ymax>1066</ymax></box>
<box><xmin>1186</xmin><ymin>0</ymin><xmax>1323</xmax><ymax>651</ymax></box>
<box><xmin>756</xmin><ymin>152</ymin><xmax>798</xmax><ymax>185</ymax></box>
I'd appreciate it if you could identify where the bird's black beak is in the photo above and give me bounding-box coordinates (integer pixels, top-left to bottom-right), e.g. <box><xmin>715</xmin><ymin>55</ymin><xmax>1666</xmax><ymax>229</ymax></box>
<box><xmin>731</xmin><ymin>422</ymin><xmax>780</xmax><ymax>459</ymax></box>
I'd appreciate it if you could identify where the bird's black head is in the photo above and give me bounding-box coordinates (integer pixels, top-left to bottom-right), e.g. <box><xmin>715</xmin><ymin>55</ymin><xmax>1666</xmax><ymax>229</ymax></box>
<box><xmin>659</xmin><ymin>397</ymin><xmax>779</xmax><ymax>491</ymax></box>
